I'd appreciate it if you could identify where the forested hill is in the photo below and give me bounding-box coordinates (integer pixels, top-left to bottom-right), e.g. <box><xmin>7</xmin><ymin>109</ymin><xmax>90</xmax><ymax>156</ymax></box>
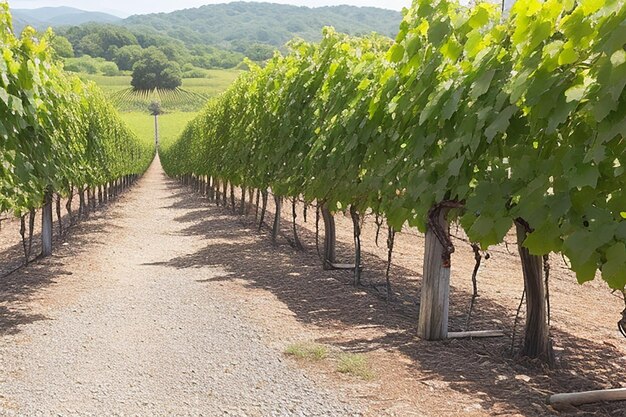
<box><xmin>15</xmin><ymin>2</ymin><xmax>403</xmax><ymax>72</ymax></box>
<box><xmin>122</xmin><ymin>2</ymin><xmax>401</xmax><ymax>47</ymax></box>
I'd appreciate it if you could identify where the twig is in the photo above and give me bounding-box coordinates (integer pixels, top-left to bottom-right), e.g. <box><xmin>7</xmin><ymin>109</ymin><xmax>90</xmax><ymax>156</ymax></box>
<box><xmin>386</xmin><ymin>227</ymin><xmax>395</xmax><ymax>302</ymax></box>
<box><xmin>466</xmin><ymin>244</ymin><xmax>482</xmax><ymax>330</ymax></box>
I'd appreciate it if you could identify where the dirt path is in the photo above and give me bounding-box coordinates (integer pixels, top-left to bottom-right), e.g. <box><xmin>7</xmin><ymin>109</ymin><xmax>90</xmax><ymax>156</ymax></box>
<box><xmin>0</xmin><ymin>159</ymin><xmax>360</xmax><ymax>416</ymax></box>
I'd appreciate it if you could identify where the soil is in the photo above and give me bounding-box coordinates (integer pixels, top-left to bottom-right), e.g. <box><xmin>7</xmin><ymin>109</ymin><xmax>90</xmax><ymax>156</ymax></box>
<box><xmin>0</xmin><ymin>158</ymin><xmax>624</xmax><ymax>416</ymax></box>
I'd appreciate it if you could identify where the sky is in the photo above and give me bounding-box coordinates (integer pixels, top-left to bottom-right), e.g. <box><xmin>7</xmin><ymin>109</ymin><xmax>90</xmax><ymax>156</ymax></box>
<box><xmin>8</xmin><ymin>0</ymin><xmax>415</xmax><ymax>17</ymax></box>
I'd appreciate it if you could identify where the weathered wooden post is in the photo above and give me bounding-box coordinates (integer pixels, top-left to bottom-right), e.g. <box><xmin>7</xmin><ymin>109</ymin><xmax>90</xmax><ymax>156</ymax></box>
<box><xmin>418</xmin><ymin>202</ymin><xmax>460</xmax><ymax>340</ymax></box>
<box><xmin>41</xmin><ymin>187</ymin><xmax>53</xmax><ymax>257</ymax></box>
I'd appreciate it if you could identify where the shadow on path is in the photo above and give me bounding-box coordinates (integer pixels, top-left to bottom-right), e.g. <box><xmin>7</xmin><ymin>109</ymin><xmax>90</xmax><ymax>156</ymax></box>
<box><xmin>0</xmin><ymin>198</ymin><xmax>125</xmax><ymax>336</ymax></box>
<box><xmin>153</xmin><ymin>178</ymin><xmax>625</xmax><ymax>417</ymax></box>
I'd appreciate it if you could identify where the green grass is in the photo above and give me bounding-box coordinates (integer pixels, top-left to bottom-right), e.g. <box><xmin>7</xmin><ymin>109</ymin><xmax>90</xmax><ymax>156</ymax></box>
<box><xmin>284</xmin><ymin>342</ymin><xmax>329</xmax><ymax>361</ymax></box>
<box><xmin>80</xmin><ymin>69</ymin><xmax>241</xmax><ymax>144</ymax></box>
<box><xmin>120</xmin><ymin>111</ymin><xmax>198</xmax><ymax>149</ymax></box>
<box><xmin>336</xmin><ymin>353</ymin><xmax>375</xmax><ymax>380</ymax></box>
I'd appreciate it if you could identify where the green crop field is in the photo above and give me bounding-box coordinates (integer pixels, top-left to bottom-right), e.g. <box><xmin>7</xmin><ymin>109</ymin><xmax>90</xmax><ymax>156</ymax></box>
<box><xmin>81</xmin><ymin>70</ymin><xmax>242</xmax><ymax>113</ymax></box>
<box><xmin>120</xmin><ymin>111</ymin><xmax>199</xmax><ymax>151</ymax></box>
<box><xmin>82</xmin><ymin>70</ymin><xmax>242</xmax><ymax>99</ymax></box>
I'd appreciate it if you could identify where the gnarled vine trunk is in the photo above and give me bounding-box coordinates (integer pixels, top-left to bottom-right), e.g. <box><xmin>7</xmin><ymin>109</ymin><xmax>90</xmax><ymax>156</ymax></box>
<box><xmin>272</xmin><ymin>194</ymin><xmax>282</xmax><ymax>244</ymax></box>
<box><xmin>515</xmin><ymin>221</ymin><xmax>555</xmax><ymax>366</ymax></box>
<box><xmin>321</xmin><ymin>203</ymin><xmax>336</xmax><ymax>270</ymax></box>
<box><xmin>259</xmin><ymin>189</ymin><xmax>268</xmax><ymax>231</ymax></box>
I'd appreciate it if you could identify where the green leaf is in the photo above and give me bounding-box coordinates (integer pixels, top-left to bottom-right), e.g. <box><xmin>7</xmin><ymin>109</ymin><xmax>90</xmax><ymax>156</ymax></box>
<box><xmin>572</xmin><ymin>254</ymin><xmax>599</xmax><ymax>284</ymax></box>
<box><xmin>558</xmin><ymin>45</ymin><xmax>579</xmax><ymax>66</ymax></box>
<box><xmin>602</xmin><ymin>242</ymin><xmax>626</xmax><ymax>289</ymax></box>
<box><xmin>470</xmin><ymin>70</ymin><xmax>496</xmax><ymax>100</ymax></box>
<box><xmin>387</xmin><ymin>44</ymin><xmax>405</xmax><ymax>63</ymax></box>
<box><xmin>580</xmin><ymin>0</ymin><xmax>605</xmax><ymax>15</ymax></box>
<box><xmin>523</xmin><ymin>221</ymin><xmax>562</xmax><ymax>255</ymax></box>
<box><xmin>565</xmin><ymin>84</ymin><xmax>586</xmax><ymax>102</ymax></box>
<box><xmin>485</xmin><ymin>105</ymin><xmax>517</xmax><ymax>142</ymax></box>
<box><xmin>569</xmin><ymin>164</ymin><xmax>599</xmax><ymax>189</ymax></box>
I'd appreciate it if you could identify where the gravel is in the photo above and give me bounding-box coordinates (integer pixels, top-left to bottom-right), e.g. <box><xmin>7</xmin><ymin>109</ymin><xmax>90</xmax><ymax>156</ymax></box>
<box><xmin>0</xmin><ymin>159</ymin><xmax>362</xmax><ymax>416</ymax></box>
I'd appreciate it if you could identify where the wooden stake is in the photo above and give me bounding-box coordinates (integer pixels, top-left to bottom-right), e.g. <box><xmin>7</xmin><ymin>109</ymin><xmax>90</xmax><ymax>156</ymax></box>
<box><xmin>418</xmin><ymin>207</ymin><xmax>451</xmax><ymax>340</ymax></box>
<box><xmin>548</xmin><ymin>388</ymin><xmax>626</xmax><ymax>407</ymax></box>
<box><xmin>41</xmin><ymin>187</ymin><xmax>53</xmax><ymax>257</ymax></box>
<box><xmin>448</xmin><ymin>330</ymin><xmax>505</xmax><ymax>339</ymax></box>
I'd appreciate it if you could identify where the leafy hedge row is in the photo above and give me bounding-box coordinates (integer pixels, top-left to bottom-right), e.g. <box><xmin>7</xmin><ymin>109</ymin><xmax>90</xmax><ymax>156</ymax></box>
<box><xmin>161</xmin><ymin>0</ymin><xmax>626</xmax><ymax>290</ymax></box>
<box><xmin>0</xmin><ymin>3</ymin><xmax>153</xmax><ymax>215</ymax></box>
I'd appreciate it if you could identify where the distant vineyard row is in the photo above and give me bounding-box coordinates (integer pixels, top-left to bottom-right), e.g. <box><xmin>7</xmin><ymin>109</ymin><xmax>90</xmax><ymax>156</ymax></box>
<box><xmin>0</xmin><ymin>4</ymin><xmax>153</xmax><ymax>216</ymax></box>
<box><xmin>0</xmin><ymin>4</ymin><xmax>153</xmax><ymax>260</ymax></box>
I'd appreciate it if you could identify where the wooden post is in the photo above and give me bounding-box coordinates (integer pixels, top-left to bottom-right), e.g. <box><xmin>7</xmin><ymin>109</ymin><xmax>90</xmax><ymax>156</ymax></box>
<box><xmin>79</xmin><ymin>187</ymin><xmax>86</xmax><ymax>217</ymax></box>
<box><xmin>229</xmin><ymin>183</ymin><xmax>235</xmax><ymax>211</ymax></box>
<box><xmin>321</xmin><ymin>203</ymin><xmax>336</xmax><ymax>270</ymax></box>
<box><xmin>248</xmin><ymin>187</ymin><xmax>254</xmax><ymax>215</ymax></box>
<box><xmin>154</xmin><ymin>114</ymin><xmax>159</xmax><ymax>150</ymax></box>
<box><xmin>90</xmin><ymin>187</ymin><xmax>96</xmax><ymax>210</ymax></box>
<box><xmin>209</xmin><ymin>177</ymin><xmax>215</xmax><ymax>201</ymax></box>
<box><xmin>240</xmin><ymin>186</ymin><xmax>246</xmax><ymax>215</ymax></box>
<box><xmin>41</xmin><ymin>187</ymin><xmax>53</xmax><ymax>257</ymax></box>
<box><xmin>418</xmin><ymin>207</ymin><xmax>451</xmax><ymax>340</ymax></box>
<box><xmin>516</xmin><ymin>221</ymin><xmax>554</xmax><ymax>365</ymax></box>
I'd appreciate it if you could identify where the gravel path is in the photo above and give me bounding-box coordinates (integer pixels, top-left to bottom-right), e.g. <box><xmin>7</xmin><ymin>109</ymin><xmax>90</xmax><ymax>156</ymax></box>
<box><xmin>0</xmin><ymin>159</ymin><xmax>361</xmax><ymax>416</ymax></box>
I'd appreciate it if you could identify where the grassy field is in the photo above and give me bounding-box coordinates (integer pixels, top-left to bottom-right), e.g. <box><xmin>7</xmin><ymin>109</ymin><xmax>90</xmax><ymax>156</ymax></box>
<box><xmin>120</xmin><ymin>111</ymin><xmax>199</xmax><ymax>151</ymax></box>
<box><xmin>83</xmin><ymin>69</ymin><xmax>240</xmax><ymax>147</ymax></box>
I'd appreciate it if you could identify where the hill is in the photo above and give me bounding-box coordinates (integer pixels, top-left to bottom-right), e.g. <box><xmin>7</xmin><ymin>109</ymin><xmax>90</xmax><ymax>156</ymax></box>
<box><xmin>12</xmin><ymin>7</ymin><xmax>121</xmax><ymax>32</ymax></box>
<box><xmin>122</xmin><ymin>2</ymin><xmax>401</xmax><ymax>48</ymax></box>
<box><xmin>17</xmin><ymin>2</ymin><xmax>403</xmax><ymax>72</ymax></box>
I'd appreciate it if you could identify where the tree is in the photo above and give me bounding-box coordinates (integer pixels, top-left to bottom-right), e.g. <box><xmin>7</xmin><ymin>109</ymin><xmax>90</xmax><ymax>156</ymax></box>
<box><xmin>131</xmin><ymin>47</ymin><xmax>182</xmax><ymax>90</ymax></box>
<box><xmin>100</xmin><ymin>61</ymin><xmax>120</xmax><ymax>76</ymax></box>
<box><xmin>51</xmin><ymin>35</ymin><xmax>74</xmax><ymax>58</ymax></box>
<box><xmin>114</xmin><ymin>45</ymin><xmax>144</xmax><ymax>71</ymax></box>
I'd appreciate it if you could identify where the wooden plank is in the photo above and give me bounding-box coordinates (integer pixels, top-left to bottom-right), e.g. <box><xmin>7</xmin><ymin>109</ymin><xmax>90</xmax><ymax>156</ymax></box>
<box><xmin>548</xmin><ymin>388</ymin><xmax>626</xmax><ymax>407</ymax></box>
<box><xmin>448</xmin><ymin>330</ymin><xmax>505</xmax><ymax>339</ymax></box>
<box><xmin>330</xmin><ymin>263</ymin><xmax>357</xmax><ymax>270</ymax></box>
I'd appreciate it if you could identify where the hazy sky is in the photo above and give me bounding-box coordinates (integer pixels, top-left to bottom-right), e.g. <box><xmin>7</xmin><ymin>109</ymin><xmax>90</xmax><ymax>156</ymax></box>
<box><xmin>8</xmin><ymin>0</ymin><xmax>415</xmax><ymax>16</ymax></box>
